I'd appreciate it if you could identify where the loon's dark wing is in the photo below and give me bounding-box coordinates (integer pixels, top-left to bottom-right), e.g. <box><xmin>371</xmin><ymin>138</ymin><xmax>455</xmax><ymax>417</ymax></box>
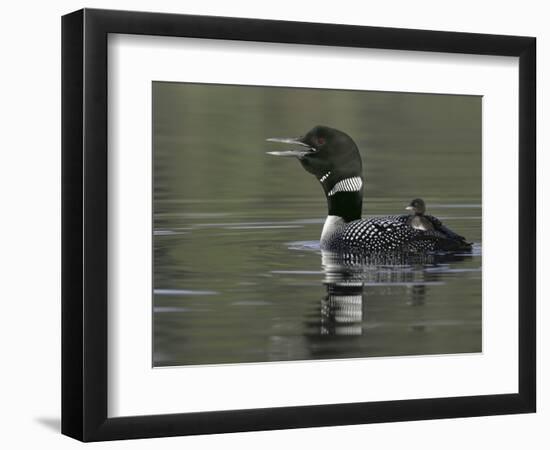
<box><xmin>424</xmin><ymin>214</ymin><xmax>467</xmax><ymax>241</ymax></box>
<box><xmin>410</xmin><ymin>229</ymin><xmax>472</xmax><ymax>252</ymax></box>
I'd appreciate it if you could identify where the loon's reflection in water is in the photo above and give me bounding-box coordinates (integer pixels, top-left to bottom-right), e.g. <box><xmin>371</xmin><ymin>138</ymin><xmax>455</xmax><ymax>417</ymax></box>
<box><xmin>303</xmin><ymin>250</ymin><xmax>473</xmax><ymax>359</ymax></box>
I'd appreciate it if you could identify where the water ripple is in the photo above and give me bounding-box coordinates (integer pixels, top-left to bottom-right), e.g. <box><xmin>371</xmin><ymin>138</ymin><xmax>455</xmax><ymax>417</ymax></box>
<box><xmin>154</xmin><ymin>289</ymin><xmax>219</xmax><ymax>296</ymax></box>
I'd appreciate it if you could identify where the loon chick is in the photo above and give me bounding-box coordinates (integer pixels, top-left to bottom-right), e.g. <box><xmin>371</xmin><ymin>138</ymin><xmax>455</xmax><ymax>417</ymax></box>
<box><xmin>267</xmin><ymin>126</ymin><xmax>471</xmax><ymax>253</ymax></box>
<box><xmin>406</xmin><ymin>198</ymin><xmax>469</xmax><ymax>242</ymax></box>
<box><xmin>406</xmin><ymin>198</ymin><xmax>434</xmax><ymax>231</ymax></box>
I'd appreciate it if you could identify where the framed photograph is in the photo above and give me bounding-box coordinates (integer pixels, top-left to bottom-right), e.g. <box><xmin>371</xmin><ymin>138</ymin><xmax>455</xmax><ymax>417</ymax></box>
<box><xmin>61</xmin><ymin>8</ymin><xmax>536</xmax><ymax>441</ymax></box>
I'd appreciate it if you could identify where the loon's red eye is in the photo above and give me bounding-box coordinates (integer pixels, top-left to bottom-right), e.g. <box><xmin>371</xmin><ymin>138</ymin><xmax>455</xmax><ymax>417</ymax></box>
<box><xmin>317</xmin><ymin>137</ymin><xmax>326</xmax><ymax>145</ymax></box>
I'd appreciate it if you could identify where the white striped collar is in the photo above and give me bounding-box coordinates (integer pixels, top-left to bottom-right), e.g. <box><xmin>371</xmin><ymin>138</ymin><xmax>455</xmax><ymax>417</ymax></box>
<box><xmin>327</xmin><ymin>176</ymin><xmax>363</xmax><ymax>197</ymax></box>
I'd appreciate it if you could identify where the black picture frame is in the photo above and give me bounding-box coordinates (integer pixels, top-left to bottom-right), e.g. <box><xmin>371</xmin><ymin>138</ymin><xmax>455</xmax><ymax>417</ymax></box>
<box><xmin>61</xmin><ymin>8</ymin><xmax>536</xmax><ymax>442</ymax></box>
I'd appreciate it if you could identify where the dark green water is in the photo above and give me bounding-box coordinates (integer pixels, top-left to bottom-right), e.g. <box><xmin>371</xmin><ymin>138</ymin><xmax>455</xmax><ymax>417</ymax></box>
<box><xmin>153</xmin><ymin>82</ymin><xmax>482</xmax><ymax>367</ymax></box>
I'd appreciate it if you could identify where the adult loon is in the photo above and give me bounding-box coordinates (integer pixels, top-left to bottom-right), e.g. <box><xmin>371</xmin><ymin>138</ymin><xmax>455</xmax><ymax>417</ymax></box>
<box><xmin>267</xmin><ymin>125</ymin><xmax>472</xmax><ymax>254</ymax></box>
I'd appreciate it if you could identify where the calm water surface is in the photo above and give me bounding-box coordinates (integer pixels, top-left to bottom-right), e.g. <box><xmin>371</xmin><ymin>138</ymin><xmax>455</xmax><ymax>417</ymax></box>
<box><xmin>153</xmin><ymin>83</ymin><xmax>482</xmax><ymax>366</ymax></box>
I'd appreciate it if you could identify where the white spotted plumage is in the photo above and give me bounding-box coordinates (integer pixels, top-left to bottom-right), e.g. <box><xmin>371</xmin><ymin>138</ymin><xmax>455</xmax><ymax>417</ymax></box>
<box><xmin>321</xmin><ymin>214</ymin><xmax>438</xmax><ymax>253</ymax></box>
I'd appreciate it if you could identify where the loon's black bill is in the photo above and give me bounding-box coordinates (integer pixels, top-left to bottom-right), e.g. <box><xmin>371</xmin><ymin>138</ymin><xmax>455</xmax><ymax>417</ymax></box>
<box><xmin>266</xmin><ymin>136</ymin><xmax>314</xmax><ymax>158</ymax></box>
<box><xmin>266</xmin><ymin>150</ymin><xmax>310</xmax><ymax>157</ymax></box>
<box><xmin>266</xmin><ymin>137</ymin><xmax>309</xmax><ymax>147</ymax></box>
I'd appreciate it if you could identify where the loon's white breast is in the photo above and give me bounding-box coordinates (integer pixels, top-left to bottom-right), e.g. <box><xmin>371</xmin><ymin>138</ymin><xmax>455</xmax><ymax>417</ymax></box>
<box><xmin>320</xmin><ymin>215</ymin><xmax>345</xmax><ymax>246</ymax></box>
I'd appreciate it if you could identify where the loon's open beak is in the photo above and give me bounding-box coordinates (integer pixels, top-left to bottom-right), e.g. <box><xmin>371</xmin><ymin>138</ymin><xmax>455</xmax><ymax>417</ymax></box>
<box><xmin>266</xmin><ymin>137</ymin><xmax>315</xmax><ymax>158</ymax></box>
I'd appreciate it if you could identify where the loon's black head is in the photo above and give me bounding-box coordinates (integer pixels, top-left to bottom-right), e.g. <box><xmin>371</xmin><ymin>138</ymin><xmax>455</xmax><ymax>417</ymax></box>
<box><xmin>267</xmin><ymin>126</ymin><xmax>364</xmax><ymax>222</ymax></box>
<box><xmin>406</xmin><ymin>198</ymin><xmax>426</xmax><ymax>215</ymax></box>
<box><xmin>266</xmin><ymin>125</ymin><xmax>362</xmax><ymax>191</ymax></box>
